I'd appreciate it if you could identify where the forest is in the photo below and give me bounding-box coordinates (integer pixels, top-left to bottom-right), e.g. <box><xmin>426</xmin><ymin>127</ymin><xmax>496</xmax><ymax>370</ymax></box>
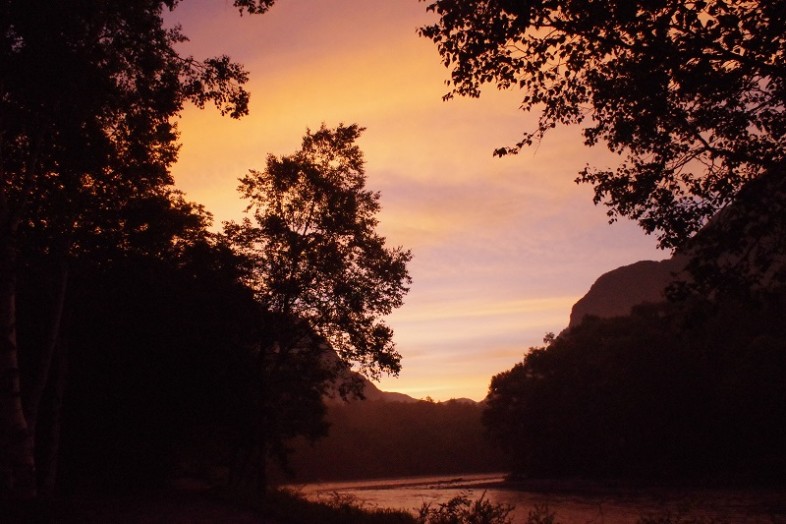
<box><xmin>278</xmin><ymin>399</ymin><xmax>506</xmax><ymax>483</ymax></box>
<box><xmin>1</xmin><ymin>0</ymin><xmax>414</xmax><ymax>506</ymax></box>
<box><xmin>2</xmin><ymin>0</ymin><xmax>786</xmax><ymax>522</ymax></box>
<box><xmin>484</xmin><ymin>296</ymin><xmax>786</xmax><ymax>483</ymax></box>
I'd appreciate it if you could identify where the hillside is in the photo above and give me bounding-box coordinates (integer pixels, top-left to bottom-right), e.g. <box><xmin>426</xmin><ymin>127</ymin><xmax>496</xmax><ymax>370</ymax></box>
<box><xmin>359</xmin><ymin>377</ymin><xmax>419</xmax><ymax>403</ymax></box>
<box><xmin>568</xmin><ymin>256</ymin><xmax>686</xmax><ymax>328</ymax></box>
<box><xmin>276</xmin><ymin>399</ymin><xmax>505</xmax><ymax>483</ymax></box>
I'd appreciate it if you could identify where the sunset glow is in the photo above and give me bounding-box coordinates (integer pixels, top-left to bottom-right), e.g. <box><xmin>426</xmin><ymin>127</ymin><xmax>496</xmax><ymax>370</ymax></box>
<box><xmin>168</xmin><ymin>0</ymin><xmax>664</xmax><ymax>401</ymax></box>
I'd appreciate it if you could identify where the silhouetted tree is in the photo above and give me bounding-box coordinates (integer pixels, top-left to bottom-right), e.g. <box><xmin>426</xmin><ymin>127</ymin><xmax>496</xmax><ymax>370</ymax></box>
<box><xmin>224</xmin><ymin>124</ymin><xmax>412</xmax><ymax>490</ymax></box>
<box><xmin>49</xmin><ymin>232</ymin><xmax>260</xmax><ymax>490</ymax></box>
<box><xmin>17</xmin><ymin>190</ymin><xmax>219</xmax><ymax>494</ymax></box>
<box><xmin>420</xmin><ymin>0</ymin><xmax>786</xmax><ymax>292</ymax></box>
<box><xmin>483</xmin><ymin>297</ymin><xmax>786</xmax><ymax>481</ymax></box>
<box><xmin>0</xmin><ymin>0</ymin><xmax>277</xmax><ymax>500</ymax></box>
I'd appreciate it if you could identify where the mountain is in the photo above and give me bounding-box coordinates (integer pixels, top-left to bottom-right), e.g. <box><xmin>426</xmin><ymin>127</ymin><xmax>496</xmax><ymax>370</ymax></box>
<box><xmin>317</xmin><ymin>341</ymin><xmax>419</xmax><ymax>403</ymax></box>
<box><xmin>569</xmin><ymin>256</ymin><xmax>686</xmax><ymax>328</ymax></box>
<box><xmin>359</xmin><ymin>377</ymin><xmax>419</xmax><ymax>403</ymax></box>
<box><xmin>570</xmin><ymin>169</ymin><xmax>786</xmax><ymax>320</ymax></box>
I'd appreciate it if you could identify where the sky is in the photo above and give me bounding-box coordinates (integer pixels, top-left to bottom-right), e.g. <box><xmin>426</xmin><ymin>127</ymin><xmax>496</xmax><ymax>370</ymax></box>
<box><xmin>166</xmin><ymin>0</ymin><xmax>666</xmax><ymax>401</ymax></box>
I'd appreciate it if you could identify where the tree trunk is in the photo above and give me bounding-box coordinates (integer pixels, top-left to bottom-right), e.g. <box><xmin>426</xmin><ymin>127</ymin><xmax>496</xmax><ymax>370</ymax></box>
<box><xmin>24</xmin><ymin>258</ymin><xmax>69</xmax><ymax>462</ymax></box>
<box><xmin>39</xmin><ymin>337</ymin><xmax>67</xmax><ymax>497</ymax></box>
<box><xmin>0</xmin><ymin>228</ymin><xmax>36</xmax><ymax>501</ymax></box>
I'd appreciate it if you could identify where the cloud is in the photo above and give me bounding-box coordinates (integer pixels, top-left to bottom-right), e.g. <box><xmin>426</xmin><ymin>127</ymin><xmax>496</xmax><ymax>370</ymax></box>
<box><xmin>391</xmin><ymin>295</ymin><xmax>576</xmax><ymax>324</ymax></box>
<box><xmin>167</xmin><ymin>0</ymin><xmax>666</xmax><ymax>402</ymax></box>
<box><xmin>377</xmin><ymin>291</ymin><xmax>574</xmax><ymax>401</ymax></box>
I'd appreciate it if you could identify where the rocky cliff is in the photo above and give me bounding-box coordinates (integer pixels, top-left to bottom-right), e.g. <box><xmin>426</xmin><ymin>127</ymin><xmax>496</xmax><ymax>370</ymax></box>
<box><xmin>569</xmin><ymin>256</ymin><xmax>686</xmax><ymax>328</ymax></box>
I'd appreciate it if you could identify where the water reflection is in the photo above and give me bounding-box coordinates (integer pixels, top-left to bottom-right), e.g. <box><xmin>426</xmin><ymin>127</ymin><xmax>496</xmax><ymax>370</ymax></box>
<box><xmin>285</xmin><ymin>473</ymin><xmax>786</xmax><ymax>523</ymax></box>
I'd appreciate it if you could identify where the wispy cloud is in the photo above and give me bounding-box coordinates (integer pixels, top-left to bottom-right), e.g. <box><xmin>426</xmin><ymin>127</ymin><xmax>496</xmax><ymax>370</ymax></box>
<box><xmin>168</xmin><ymin>0</ymin><xmax>664</xmax><ymax>401</ymax></box>
<box><xmin>391</xmin><ymin>296</ymin><xmax>576</xmax><ymax>324</ymax></box>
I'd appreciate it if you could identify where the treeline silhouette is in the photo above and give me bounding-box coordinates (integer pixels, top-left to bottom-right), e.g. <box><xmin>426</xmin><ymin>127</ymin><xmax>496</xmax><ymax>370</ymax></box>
<box><xmin>19</xmin><ymin>231</ymin><xmax>506</xmax><ymax>491</ymax></box>
<box><xmin>277</xmin><ymin>399</ymin><xmax>507</xmax><ymax>482</ymax></box>
<box><xmin>18</xmin><ymin>230</ymin><xmax>257</xmax><ymax>490</ymax></box>
<box><xmin>2</xmin><ymin>1</ymin><xmax>412</xmax><ymax>502</ymax></box>
<box><xmin>6</xmin><ymin>121</ymin><xmax>412</xmax><ymax>499</ymax></box>
<box><xmin>422</xmin><ymin>0</ymin><xmax>786</xmax><ymax>488</ymax></box>
<box><xmin>484</xmin><ymin>294</ymin><xmax>786</xmax><ymax>484</ymax></box>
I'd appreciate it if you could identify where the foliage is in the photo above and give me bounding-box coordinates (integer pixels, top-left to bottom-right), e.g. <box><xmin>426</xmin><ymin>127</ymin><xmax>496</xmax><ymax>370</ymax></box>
<box><xmin>255</xmin><ymin>488</ymin><xmax>416</xmax><ymax>524</ymax></box>
<box><xmin>416</xmin><ymin>492</ymin><xmax>514</xmax><ymax>524</ymax></box>
<box><xmin>0</xmin><ymin>0</ymin><xmax>276</xmax><ymax>499</ymax></box>
<box><xmin>232</xmin><ymin>0</ymin><xmax>278</xmax><ymax>15</ymax></box>
<box><xmin>525</xmin><ymin>504</ymin><xmax>559</xmax><ymax>524</ymax></box>
<box><xmin>1</xmin><ymin>0</ymin><xmax>275</xmax><ymax>253</ymax></box>
<box><xmin>226</xmin><ymin>123</ymin><xmax>412</xmax><ymax>380</ymax></box>
<box><xmin>419</xmin><ymin>0</ymin><xmax>786</xmax><ymax>290</ymax></box>
<box><xmin>0</xmin><ymin>2</ymin><xmax>278</xmax><ymax>250</ymax></box>
<box><xmin>37</xmin><ymin>235</ymin><xmax>261</xmax><ymax>488</ymax></box>
<box><xmin>483</xmin><ymin>295</ymin><xmax>786</xmax><ymax>481</ymax></box>
<box><xmin>1</xmin><ymin>0</ymin><xmax>257</xmax><ymax>233</ymax></box>
<box><xmin>222</xmin><ymin>124</ymin><xmax>411</xmax><ymax>489</ymax></box>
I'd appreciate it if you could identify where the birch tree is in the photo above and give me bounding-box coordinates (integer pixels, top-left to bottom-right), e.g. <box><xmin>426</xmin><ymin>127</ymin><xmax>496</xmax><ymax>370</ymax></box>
<box><xmin>225</xmin><ymin>124</ymin><xmax>412</xmax><ymax>489</ymax></box>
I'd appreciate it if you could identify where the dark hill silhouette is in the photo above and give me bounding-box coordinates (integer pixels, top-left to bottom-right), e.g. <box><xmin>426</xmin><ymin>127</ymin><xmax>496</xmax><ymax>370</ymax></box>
<box><xmin>358</xmin><ymin>377</ymin><xmax>419</xmax><ymax>403</ymax></box>
<box><xmin>569</xmin><ymin>256</ymin><xmax>686</xmax><ymax>327</ymax></box>
<box><xmin>321</xmin><ymin>347</ymin><xmax>420</xmax><ymax>403</ymax></box>
<box><xmin>276</xmin><ymin>398</ymin><xmax>505</xmax><ymax>483</ymax></box>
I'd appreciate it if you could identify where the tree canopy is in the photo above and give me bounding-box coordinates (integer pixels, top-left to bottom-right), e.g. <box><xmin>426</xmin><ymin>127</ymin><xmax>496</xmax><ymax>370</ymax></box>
<box><xmin>0</xmin><ymin>0</ymin><xmax>278</xmax><ymax>501</ymax></box>
<box><xmin>483</xmin><ymin>296</ymin><xmax>786</xmax><ymax>481</ymax></box>
<box><xmin>226</xmin><ymin>124</ymin><xmax>412</xmax><ymax>380</ymax></box>
<box><xmin>420</xmin><ymin>0</ymin><xmax>786</xmax><ymax>290</ymax></box>
<box><xmin>222</xmin><ymin>124</ymin><xmax>411</xmax><ymax>491</ymax></box>
<box><xmin>1</xmin><ymin>0</ymin><xmax>283</xmax><ymax>263</ymax></box>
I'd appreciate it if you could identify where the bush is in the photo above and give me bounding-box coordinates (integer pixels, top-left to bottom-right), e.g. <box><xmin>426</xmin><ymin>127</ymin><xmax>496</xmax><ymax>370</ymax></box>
<box><xmin>416</xmin><ymin>492</ymin><xmax>514</xmax><ymax>524</ymax></box>
<box><xmin>259</xmin><ymin>488</ymin><xmax>415</xmax><ymax>524</ymax></box>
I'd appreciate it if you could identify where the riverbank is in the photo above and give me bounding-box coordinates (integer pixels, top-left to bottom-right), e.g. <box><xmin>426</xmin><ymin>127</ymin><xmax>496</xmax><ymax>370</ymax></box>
<box><xmin>2</xmin><ymin>488</ymin><xmax>273</xmax><ymax>524</ymax></box>
<box><xmin>0</xmin><ymin>484</ymin><xmax>416</xmax><ymax>524</ymax></box>
<box><xmin>289</xmin><ymin>472</ymin><xmax>786</xmax><ymax>523</ymax></box>
<box><xmin>6</xmin><ymin>476</ymin><xmax>785</xmax><ymax>523</ymax></box>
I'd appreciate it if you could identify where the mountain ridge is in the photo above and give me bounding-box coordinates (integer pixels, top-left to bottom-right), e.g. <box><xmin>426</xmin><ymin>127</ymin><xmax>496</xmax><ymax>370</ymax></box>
<box><xmin>568</xmin><ymin>256</ymin><xmax>686</xmax><ymax>328</ymax></box>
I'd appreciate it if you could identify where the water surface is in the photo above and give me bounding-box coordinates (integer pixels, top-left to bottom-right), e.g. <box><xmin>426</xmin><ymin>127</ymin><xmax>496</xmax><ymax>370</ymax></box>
<box><xmin>286</xmin><ymin>473</ymin><xmax>786</xmax><ymax>523</ymax></box>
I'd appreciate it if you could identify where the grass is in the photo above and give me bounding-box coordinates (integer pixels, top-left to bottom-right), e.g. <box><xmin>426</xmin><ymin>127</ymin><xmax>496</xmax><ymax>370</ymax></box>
<box><xmin>220</xmin><ymin>486</ymin><xmax>416</xmax><ymax>524</ymax></box>
<box><xmin>264</xmin><ymin>489</ymin><xmax>416</xmax><ymax>524</ymax></box>
<box><xmin>223</xmin><ymin>486</ymin><xmax>740</xmax><ymax>524</ymax></box>
<box><xmin>222</xmin><ymin>486</ymin><xmax>520</xmax><ymax>524</ymax></box>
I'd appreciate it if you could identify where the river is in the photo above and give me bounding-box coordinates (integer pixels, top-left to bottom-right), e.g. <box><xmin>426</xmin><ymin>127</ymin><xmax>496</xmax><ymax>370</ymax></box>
<box><xmin>285</xmin><ymin>473</ymin><xmax>786</xmax><ymax>523</ymax></box>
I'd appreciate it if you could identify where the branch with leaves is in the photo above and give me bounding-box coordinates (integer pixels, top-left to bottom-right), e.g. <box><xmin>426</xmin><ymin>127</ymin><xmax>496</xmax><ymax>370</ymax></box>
<box><xmin>420</xmin><ymin>0</ymin><xmax>786</xmax><ymax>292</ymax></box>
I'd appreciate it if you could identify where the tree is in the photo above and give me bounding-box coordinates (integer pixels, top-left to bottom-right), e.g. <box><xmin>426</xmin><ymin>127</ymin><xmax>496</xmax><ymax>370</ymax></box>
<box><xmin>17</xmin><ymin>189</ymin><xmax>217</xmax><ymax>494</ymax></box>
<box><xmin>417</xmin><ymin>493</ymin><xmax>514</xmax><ymax>524</ymax></box>
<box><xmin>1</xmin><ymin>0</ymin><xmax>277</xmax><ymax>501</ymax></box>
<box><xmin>226</xmin><ymin>123</ymin><xmax>412</xmax><ymax>378</ymax></box>
<box><xmin>224</xmin><ymin>123</ymin><xmax>412</xmax><ymax>488</ymax></box>
<box><xmin>419</xmin><ymin>0</ymin><xmax>786</xmax><ymax>291</ymax></box>
<box><xmin>50</xmin><ymin>226</ymin><xmax>261</xmax><ymax>490</ymax></box>
<box><xmin>482</xmin><ymin>298</ymin><xmax>786</xmax><ymax>481</ymax></box>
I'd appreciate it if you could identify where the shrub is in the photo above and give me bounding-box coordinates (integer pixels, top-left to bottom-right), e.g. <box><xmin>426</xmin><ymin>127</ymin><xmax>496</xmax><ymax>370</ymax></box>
<box><xmin>416</xmin><ymin>492</ymin><xmax>514</xmax><ymax>524</ymax></box>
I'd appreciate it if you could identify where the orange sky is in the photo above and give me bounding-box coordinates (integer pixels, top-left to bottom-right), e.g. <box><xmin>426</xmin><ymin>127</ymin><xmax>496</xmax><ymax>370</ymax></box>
<box><xmin>167</xmin><ymin>0</ymin><xmax>665</xmax><ymax>401</ymax></box>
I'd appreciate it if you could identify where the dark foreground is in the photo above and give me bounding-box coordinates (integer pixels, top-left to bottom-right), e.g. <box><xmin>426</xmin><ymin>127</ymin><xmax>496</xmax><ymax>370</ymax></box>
<box><xmin>2</xmin><ymin>490</ymin><xmax>272</xmax><ymax>524</ymax></box>
<box><xmin>4</xmin><ymin>479</ymin><xmax>786</xmax><ymax>524</ymax></box>
<box><xmin>292</xmin><ymin>473</ymin><xmax>786</xmax><ymax>524</ymax></box>
<box><xmin>0</xmin><ymin>483</ymin><xmax>413</xmax><ymax>524</ymax></box>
